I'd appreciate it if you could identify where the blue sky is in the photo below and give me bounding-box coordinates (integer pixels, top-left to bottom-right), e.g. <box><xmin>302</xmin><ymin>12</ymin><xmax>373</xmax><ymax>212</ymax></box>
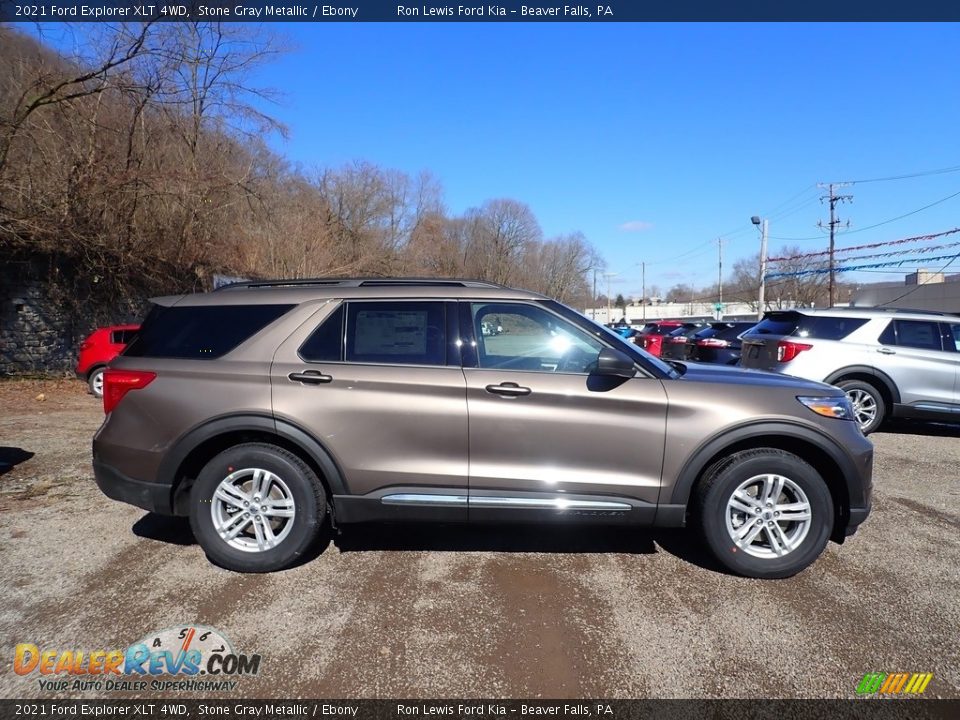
<box><xmin>31</xmin><ymin>21</ymin><xmax>960</xmax><ymax>298</ymax></box>
<box><xmin>248</xmin><ymin>22</ymin><xmax>960</xmax><ymax>298</ymax></box>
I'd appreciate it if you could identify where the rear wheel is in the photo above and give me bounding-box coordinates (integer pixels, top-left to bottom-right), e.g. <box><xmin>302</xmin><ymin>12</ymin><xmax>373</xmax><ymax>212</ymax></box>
<box><xmin>695</xmin><ymin>449</ymin><xmax>834</xmax><ymax>579</ymax></box>
<box><xmin>88</xmin><ymin>367</ymin><xmax>105</xmax><ymax>398</ymax></box>
<box><xmin>189</xmin><ymin>443</ymin><xmax>327</xmax><ymax>572</ymax></box>
<box><xmin>837</xmin><ymin>379</ymin><xmax>885</xmax><ymax>435</ymax></box>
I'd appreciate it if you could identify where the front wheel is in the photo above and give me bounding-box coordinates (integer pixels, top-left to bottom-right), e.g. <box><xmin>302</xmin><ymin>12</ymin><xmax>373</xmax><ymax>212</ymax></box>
<box><xmin>189</xmin><ymin>443</ymin><xmax>327</xmax><ymax>572</ymax></box>
<box><xmin>695</xmin><ymin>449</ymin><xmax>834</xmax><ymax>579</ymax></box>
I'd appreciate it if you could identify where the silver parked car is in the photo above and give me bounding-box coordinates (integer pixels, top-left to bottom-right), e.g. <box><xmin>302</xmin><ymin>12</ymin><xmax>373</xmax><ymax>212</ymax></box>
<box><xmin>740</xmin><ymin>307</ymin><xmax>960</xmax><ymax>434</ymax></box>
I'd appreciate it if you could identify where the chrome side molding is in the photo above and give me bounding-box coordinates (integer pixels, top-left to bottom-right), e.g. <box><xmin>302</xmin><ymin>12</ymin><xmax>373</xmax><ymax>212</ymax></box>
<box><xmin>380</xmin><ymin>494</ymin><xmax>631</xmax><ymax>511</ymax></box>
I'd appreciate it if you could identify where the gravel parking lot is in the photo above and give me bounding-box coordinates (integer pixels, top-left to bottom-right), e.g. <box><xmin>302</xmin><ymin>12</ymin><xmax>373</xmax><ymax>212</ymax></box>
<box><xmin>1</xmin><ymin>379</ymin><xmax>958</xmax><ymax>700</ymax></box>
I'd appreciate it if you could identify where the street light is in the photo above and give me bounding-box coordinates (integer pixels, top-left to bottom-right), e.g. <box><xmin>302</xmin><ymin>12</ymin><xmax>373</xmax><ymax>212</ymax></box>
<box><xmin>752</xmin><ymin>216</ymin><xmax>769</xmax><ymax>320</ymax></box>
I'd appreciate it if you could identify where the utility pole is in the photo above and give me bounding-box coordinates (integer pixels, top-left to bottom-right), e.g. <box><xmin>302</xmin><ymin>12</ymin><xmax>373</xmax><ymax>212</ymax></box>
<box><xmin>603</xmin><ymin>272</ymin><xmax>617</xmax><ymax>324</ymax></box>
<box><xmin>818</xmin><ymin>182</ymin><xmax>853</xmax><ymax>307</ymax></box>
<box><xmin>641</xmin><ymin>261</ymin><xmax>646</xmax><ymax>322</ymax></box>
<box><xmin>592</xmin><ymin>269</ymin><xmax>598</xmax><ymax>319</ymax></box>
<box><xmin>717</xmin><ymin>238</ymin><xmax>723</xmax><ymax>320</ymax></box>
<box><xmin>752</xmin><ymin>216</ymin><xmax>769</xmax><ymax>320</ymax></box>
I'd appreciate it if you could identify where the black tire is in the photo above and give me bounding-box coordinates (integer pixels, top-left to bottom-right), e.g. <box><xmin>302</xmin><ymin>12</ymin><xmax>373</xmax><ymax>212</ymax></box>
<box><xmin>837</xmin><ymin>379</ymin><xmax>886</xmax><ymax>435</ymax></box>
<box><xmin>695</xmin><ymin>448</ymin><xmax>834</xmax><ymax>579</ymax></box>
<box><xmin>88</xmin><ymin>367</ymin><xmax>105</xmax><ymax>398</ymax></box>
<box><xmin>189</xmin><ymin>442</ymin><xmax>327</xmax><ymax>573</ymax></box>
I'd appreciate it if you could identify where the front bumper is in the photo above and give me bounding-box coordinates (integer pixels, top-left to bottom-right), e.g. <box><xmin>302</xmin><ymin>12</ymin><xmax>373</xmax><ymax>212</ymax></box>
<box><xmin>93</xmin><ymin>459</ymin><xmax>173</xmax><ymax>515</ymax></box>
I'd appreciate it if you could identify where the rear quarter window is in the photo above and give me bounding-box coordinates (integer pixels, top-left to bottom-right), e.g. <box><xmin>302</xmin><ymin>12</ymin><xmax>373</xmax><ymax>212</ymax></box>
<box><xmin>794</xmin><ymin>316</ymin><xmax>868</xmax><ymax>340</ymax></box>
<box><xmin>124</xmin><ymin>304</ymin><xmax>294</xmax><ymax>359</ymax></box>
<box><xmin>750</xmin><ymin>313</ymin><xmax>866</xmax><ymax>340</ymax></box>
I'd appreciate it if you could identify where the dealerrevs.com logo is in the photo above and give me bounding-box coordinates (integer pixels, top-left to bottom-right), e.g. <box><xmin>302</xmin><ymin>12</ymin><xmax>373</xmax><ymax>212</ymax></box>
<box><xmin>14</xmin><ymin>625</ymin><xmax>261</xmax><ymax>693</ymax></box>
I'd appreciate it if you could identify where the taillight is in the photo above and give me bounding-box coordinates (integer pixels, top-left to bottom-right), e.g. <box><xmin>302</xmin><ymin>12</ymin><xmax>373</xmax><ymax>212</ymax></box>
<box><xmin>776</xmin><ymin>340</ymin><xmax>813</xmax><ymax>363</ymax></box>
<box><xmin>698</xmin><ymin>338</ymin><xmax>730</xmax><ymax>348</ymax></box>
<box><xmin>103</xmin><ymin>369</ymin><xmax>156</xmax><ymax>414</ymax></box>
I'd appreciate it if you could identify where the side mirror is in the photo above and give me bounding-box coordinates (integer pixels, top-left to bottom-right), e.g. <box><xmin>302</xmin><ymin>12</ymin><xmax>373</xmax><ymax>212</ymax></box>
<box><xmin>594</xmin><ymin>348</ymin><xmax>636</xmax><ymax>378</ymax></box>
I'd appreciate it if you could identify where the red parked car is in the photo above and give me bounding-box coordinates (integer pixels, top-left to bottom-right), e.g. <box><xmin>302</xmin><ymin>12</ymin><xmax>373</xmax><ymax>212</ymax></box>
<box><xmin>75</xmin><ymin>325</ymin><xmax>140</xmax><ymax>398</ymax></box>
<box><xmin>636</xmin><ymin>321</ymin><xmax>690</xmax><ymax>357</ymax></box>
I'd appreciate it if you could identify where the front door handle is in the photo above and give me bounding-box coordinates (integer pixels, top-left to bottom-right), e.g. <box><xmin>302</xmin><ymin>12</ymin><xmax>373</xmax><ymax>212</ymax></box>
<box><xmin>289</xmin><ymin>370</ymin><xmax>333</xmax><ymax>385</ymax></box>
<box><xmin>485</xmin><ymin>382</ymin><xmax>531</xmax><ymax>397</ymax></box>
<box><xmin>877</xmin><ymin>347</ymin><xmax>896</xmax><ymax>355</ymax></box>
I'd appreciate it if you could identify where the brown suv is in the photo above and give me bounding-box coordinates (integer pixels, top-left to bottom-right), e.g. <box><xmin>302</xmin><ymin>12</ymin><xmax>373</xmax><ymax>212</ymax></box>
<box><xmin>93</xmin><ymin>279</ymin><xmax>873</xmax><ymax>578</ymax></box>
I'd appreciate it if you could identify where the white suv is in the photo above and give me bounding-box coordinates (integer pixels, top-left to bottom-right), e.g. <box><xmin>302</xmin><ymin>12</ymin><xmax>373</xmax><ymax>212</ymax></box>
<box><xmin>740</xmin><ymin>308</ymin><xmax>960</xmax><ymax>434</ymax></box>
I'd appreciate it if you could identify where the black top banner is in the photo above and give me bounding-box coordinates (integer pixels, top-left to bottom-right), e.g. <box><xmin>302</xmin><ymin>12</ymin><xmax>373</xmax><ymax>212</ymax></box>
<box><xmin>1</xmin><ymin>0</ymin><xmax>960</xmax><ymax>22</ymax></box>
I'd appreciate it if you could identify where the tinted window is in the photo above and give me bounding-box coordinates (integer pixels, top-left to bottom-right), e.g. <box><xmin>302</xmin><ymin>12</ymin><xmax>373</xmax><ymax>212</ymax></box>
<box><xmin>949</xmin><ymin>323</ymin><xmax>960</xmax><ymax>352</ymax></box>
<box><xmin>111</xmin><ymin>329</ymin><xmax>138</xmax><ymax>345</ymax></box>
<box><xmin>794</xmin><ymin>316</ymin><xmax>868</xmax><ymax>340</ymax></box>
<box><xmin>749</xmin><ymin>312</ymin><xmax>866</xmax><ymax>340</ymax></box>
<box><xmin>345</xmin><ymin>302</ymin><xmax>446</xmax><ymax>366</ymax></box>
<box><xmin>748</xmin><ymin>313</ymin><xmax>800</xmax><ymax>336</ymax></box>
<box><xmin>715</xmin><ymin>322</ymin><xmax>756</xmax><ymax>340</ymax></box>
<box><xmin>471</xmin><ymin>303</ymin><xmax>604</xmax><ymax>373</ymax></box>
<box><xmin>124</xmin><ymin>304</ymin><xmax>294</xmax><ymax>359</ymax></box>
<box><xmin>300</xmin><ymin>305</ymin><xmax>344</xmax><ymax>362</ymax></box>
<box><xmin>894</xmin><ymin>320</ymin><xmax>943</xmax><ymax>351</ymax></box>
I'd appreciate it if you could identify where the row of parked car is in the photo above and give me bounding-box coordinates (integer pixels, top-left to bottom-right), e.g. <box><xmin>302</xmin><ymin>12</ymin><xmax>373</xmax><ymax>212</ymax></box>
<box><xmin>80</xmin><ymin>304</ymin><xmax>959</xmax><ymax>438</ymax></box>
<box><xmin>607</xmin><ymin>307</ymin><xmax>960</xmax><ymax>435</ymax></box>
<box><xmin>608</xmin><ymin>319</ymin><xmax>755</xmax><ymax>365</ymax></box>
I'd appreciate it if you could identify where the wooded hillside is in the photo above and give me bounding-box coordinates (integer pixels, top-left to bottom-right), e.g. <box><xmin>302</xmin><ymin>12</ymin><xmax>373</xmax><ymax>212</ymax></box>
<box><xmin>0</xmin><ymin>23</ymin><xmax>600</xmax><ymax>306</ymax></box>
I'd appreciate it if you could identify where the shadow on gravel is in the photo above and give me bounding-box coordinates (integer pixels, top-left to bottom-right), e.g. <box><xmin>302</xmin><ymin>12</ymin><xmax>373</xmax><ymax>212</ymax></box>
<box><xmin>132</xmin><ymin>514</ymin><xmax>731</xmax><ymax>575</ymax></box>
<box><xmin>0</xmin><ymin>446</ymin><xmax>34</xmax><ymax>477</ymax></box>
<box><xmin>335</xmin><ymin>523</ymin><xmax>729</xmax><ymax>575</ymax></box>
<box><xmin>133</xmin><ymin>513</ymin><xmax>196</xmax><ymax>546</ymax></box>
<box><xmin>880</xmin><ymin>419</ymin><xmax>960</xmax><ymax>438</ymax></box>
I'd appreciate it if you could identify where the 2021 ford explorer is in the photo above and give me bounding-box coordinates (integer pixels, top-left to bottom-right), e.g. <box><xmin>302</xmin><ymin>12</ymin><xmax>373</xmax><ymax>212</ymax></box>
<box><xmin>93</xmin><ymin>279</ymin><xmax>873</xmax><ymax>578</ymax></box>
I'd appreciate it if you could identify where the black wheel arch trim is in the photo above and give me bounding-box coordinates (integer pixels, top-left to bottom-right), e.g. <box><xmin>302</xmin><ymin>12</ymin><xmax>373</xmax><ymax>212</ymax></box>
<box><xmin>668</xmin><ymin>420</ymin><xmax>867</xmax><ymax>510</ymax></box>
<box><xmin>823</xmin><ymin>366</ymin><xmax>900</xmax><ymax>405</ymax></box>
<box><xmin>85</xmin><ymin>364</ymin><xmax>108</xmax><ymax>381</ymax></box>
<box><xmin>156</xmin><ymin>413</ymin><xmax>349</xmax><ymax>499</ymax></box>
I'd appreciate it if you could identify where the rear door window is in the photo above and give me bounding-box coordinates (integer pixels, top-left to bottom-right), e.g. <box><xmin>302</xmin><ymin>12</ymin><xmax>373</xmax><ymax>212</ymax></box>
<box><xmin>124</xmin><ymin>304</ymin><xmax>294</xmax><ymax>359</ymax></box>
<box><xmin>345</xmin><ymin>302</ymin><xmax>446</xmax><ymax>366</ymax></box>
<box><xmin>948</xmin><ymin>323</ymin><xmax>960</xmax><ymax>352</ymax></box>
<box><xmin>878</xmin><ymin>319</ymin><xmax>945</xmax><ymax>351</ymax></box>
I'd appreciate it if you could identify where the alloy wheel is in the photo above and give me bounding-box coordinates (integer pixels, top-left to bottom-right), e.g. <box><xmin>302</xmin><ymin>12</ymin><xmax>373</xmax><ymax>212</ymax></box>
<box><xmin>210</xmin><ymin>468</ymin><xmax>296</xmax><ymax>553</ymax></box>
<box><xmin>725</xmin><ymin>474</ymin><xmax>812</xmax><ymax>559</ymax></box>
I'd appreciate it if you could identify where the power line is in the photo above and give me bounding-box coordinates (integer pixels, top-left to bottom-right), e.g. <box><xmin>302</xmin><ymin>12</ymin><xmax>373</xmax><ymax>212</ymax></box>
<box><xmin>840</xmin><ymin>163</ymin><xmax>960</xmax><ymax>185</ymax></box>
<box><xmin>770</xmin><ymin>187</ymin><xmax>960</xmax><ymax>242</ymax></box>
<box><xmin>876</xmin><ymin>252</ymin><xmax>960</xmax><ymax>307</ymax></box>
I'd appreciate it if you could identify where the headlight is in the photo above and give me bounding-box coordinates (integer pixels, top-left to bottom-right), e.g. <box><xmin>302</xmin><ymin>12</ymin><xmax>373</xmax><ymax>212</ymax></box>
<box><xmin>797</xmin><ymin>395</ymin><xmax>855</xmax><ymax>420</ymax></box>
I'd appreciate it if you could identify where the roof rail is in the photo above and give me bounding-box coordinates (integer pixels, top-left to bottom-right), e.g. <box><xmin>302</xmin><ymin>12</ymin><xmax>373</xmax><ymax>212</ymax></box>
<box><xmin>214</xmin><ymin>277</ymin><xmax>508</xmax><ymax>291</ymax></box>
<box><xmin>842</xmin><ymin>306</ymin><xmax>958</xmax><ymax>316</ymax></box>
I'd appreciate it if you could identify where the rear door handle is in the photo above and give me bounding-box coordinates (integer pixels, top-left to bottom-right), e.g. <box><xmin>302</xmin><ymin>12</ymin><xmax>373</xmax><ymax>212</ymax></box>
<box><xmin>288</xmin><ymin>370</ymin><xmax>333</xmax><ymax>384</ymax></box>
<box><xmin>485</xmin><ymin>382</ymin><xmax>531</xmax><ymax>397</ymax></box>
<box><xmin>877</xmin><ymin>347</ymin><xmax>896</xmax><ymax>355</ymax></box>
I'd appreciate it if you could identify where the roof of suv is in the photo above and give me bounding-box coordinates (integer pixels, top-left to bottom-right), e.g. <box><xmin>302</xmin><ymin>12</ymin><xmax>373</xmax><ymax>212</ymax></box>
<box><xmin>153</xmin><ymin>278</ymin><xmax>548</xmax><ymax>306</ymax></box>
<box><xmin>760</xmin><ymin>307</ymin><xmax>959</xmax><ymax>323</ymax></box>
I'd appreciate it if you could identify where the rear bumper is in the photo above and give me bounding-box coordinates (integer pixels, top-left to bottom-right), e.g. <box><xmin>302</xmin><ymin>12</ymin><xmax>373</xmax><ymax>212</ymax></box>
<box><xmin>93</xmin><ymin>459</ymin><xmax>173</xmax><ymax>515</ymax></box>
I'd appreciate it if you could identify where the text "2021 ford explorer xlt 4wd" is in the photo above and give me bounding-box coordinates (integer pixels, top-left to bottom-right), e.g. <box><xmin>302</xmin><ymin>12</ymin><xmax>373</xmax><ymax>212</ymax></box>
<box><xmin>93</xmin><ymin>279</ymin><xmax>872</xmax><ymax>578</ymax></box>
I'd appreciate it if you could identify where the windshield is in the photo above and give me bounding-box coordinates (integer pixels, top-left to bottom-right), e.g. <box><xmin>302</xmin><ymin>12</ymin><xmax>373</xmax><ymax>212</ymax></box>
<box><xmin>545</xmin><ymin>301</ymin><xmax>679</xmax><ymax>378</ymax></box>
